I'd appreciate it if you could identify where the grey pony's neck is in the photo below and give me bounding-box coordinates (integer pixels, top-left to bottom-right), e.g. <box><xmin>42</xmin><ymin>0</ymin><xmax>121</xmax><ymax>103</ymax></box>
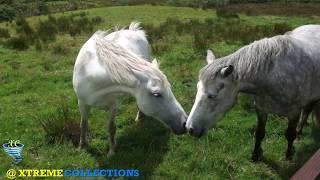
<box><xmin>238</xmin><ymin>80</ymin><xmax>259</xmax><ymax>95</ymax></box>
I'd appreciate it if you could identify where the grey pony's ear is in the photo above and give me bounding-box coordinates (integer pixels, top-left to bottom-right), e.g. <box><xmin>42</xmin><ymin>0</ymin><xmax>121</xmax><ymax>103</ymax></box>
<box><xmin>151</xmin><ymin>58</ymin><xmax>160</xmax><ymax>69</ymax></box>
<box><xmin>220</xmin><ymin>65</ymin><xmax>234</xmax><ymax>77</ymax></box>
<box><xmin>206</xmin><ymin>50</ymin><xmax>215</xmax><ymax>64</ymax></box>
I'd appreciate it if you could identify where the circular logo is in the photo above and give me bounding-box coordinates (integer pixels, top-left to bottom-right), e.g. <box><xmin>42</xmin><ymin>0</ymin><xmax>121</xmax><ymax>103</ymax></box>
<box><xmin>6</xmin><ymin>169</ymin><xmax>16</xmax><ymax>179</ymax></box>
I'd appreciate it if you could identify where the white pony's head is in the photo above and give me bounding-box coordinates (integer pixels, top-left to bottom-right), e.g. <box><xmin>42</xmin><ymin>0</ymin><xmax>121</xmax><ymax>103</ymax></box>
<box><xmin>186</xmin><ymin>50</ymin><xmax>239</xmax><ymax>137</ymax></box>
<box><xmin>95</xmin><ymin>35</ymin><xmax>187</xmax><ymax>134</ymax></box>
<box><xmin>134</xmin><ymin>59</ymin><xmax>187</xmax><ymax>134</ymax></box>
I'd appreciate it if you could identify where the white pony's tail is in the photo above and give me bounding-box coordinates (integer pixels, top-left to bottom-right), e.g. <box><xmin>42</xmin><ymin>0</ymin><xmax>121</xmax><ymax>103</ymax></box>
<box><xmin>129</xmin><ymin>21</ymin><xmax>142</xmax><ymax>31</ymax></box>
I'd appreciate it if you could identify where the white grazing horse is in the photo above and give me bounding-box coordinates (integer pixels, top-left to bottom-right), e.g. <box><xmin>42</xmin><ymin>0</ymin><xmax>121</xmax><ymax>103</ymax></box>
<box><xmin>73</xmin><ymin>22</ymin><xmax>187</xmax><ymax>156</ymax></box>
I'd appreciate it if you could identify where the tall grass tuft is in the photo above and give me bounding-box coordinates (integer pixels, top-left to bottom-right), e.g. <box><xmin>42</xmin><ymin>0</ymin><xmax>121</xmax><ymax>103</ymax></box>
<box><xmin>0</xmin><ymin>28</ymin><xmax>10</xmax><ymax>38</ymax></box>
<box><xmin>5</xmin><ymin>35</ymin><xmax>29</xmax><ymax>50</ymax></box>
<box><xmin>39</xmin><ymin>104</ymin><xmax>80</xmax><ymax>146</ymax></box>
<box><xmin>51</xmin><ymin>41</ymin><xmax>69</xmax><ymax>55</ymax></box>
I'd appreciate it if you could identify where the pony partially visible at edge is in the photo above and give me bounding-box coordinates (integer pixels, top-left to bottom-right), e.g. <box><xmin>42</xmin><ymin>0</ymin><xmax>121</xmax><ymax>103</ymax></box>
<box><xmin>73</xmin><ymin>22</ymin><xmax>187</xmax><ymax>156</ymax></box>
<box><xmin>186</xmin><ymin>25</ymin><xmax>320</xmax><ymax>161</ymax></box>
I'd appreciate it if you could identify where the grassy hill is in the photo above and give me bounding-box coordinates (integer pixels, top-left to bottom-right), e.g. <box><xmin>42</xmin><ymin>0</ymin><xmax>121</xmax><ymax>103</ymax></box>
<box><xmin>1</xmin><ymin>5</ymin><xmax>320</xmax><ymax>179</ymax></box>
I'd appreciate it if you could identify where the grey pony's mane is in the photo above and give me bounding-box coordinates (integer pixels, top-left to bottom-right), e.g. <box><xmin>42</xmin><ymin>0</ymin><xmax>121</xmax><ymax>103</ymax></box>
<box><xmin>200</xmin><ymin>35</ymin><xmax>294</xmax><ymax>83</ymax></box>
<box><xmin>94</xmin><ymin>22</ymin><xmax>167</xmax><ymax>85</ymax></box>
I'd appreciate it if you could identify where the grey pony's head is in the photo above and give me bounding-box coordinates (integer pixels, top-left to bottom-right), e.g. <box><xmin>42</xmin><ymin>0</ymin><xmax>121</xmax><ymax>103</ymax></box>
<box><xmin>186</xmin><ymin>50</ymin><xmax>239</xmax><ymax>137</ymax></box>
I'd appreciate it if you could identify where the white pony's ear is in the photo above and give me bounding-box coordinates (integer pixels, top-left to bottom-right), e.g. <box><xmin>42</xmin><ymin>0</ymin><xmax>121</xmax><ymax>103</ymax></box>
<box><xmin>220</xmin><ymin>65</ymin><xmax>234</xmax><ymax>77</ymax></box>
<box><xmin>151</xmin><ymin>58</ymin><xmax>160</xmax><ymax>69</ymax></box>
<box><xmin>133</xmin><ymin>69</ymin><xmax>149</xmax><ymax>83</ymax></box>
<box><xmin>206</xmin><ymin>50</ymin><xmax>215</xmax><ymax>64</ymax></box>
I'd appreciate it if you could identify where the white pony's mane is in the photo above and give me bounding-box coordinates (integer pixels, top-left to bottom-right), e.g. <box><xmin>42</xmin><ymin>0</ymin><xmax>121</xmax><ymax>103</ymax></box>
<box><xmin>200</xmin><ymin>35</ymin><xmax>294</xmax><ymax>83</ymax></box>
<box><xmin>95</xmin><ymin>22</ymin><xmax>167</xmax><ymax>85</ymax></box>
<box><xmin>129</xmin><ymin>21</ymin><xmax>142</xmax><ymax>31</ymax></box>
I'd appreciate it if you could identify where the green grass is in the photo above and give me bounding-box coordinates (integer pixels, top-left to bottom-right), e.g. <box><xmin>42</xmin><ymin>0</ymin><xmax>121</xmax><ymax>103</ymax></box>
<box><xmin>1</xmin><ymin>5</ymin><xmax>320</xmax><ymax>179</ymax></box>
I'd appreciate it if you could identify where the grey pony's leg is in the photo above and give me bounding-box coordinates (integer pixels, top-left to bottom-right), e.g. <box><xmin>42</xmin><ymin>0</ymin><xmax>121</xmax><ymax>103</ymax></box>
<box><xmin>285</xmin><ymin>114</ymin><xmax>300</xmax><ymax>160</ymax></box>
<box><xmin>251</xmin><ymin>107</ymin><xmax>268</xmax><ymax>162</ymax></box>
<box><xmin>107</xmin><ymin>101</ymin><xmax>118</xmax><ymax>157</ymax></box>
<box><xmin>79</xmin><ymin>100</ymin><xmax>90</xmax><ymax>149</ymax></box>
<box><xmin>296</xmin><ymin>103</ymin><xmax>314</xmax><ymax>135</ymax></box>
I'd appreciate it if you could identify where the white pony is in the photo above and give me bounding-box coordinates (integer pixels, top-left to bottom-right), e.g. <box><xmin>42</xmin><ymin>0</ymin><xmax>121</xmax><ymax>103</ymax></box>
<box><xmin>73</xmin><ymin>22</ymin><xmax>187</xmax><ymax>156</ymax></box>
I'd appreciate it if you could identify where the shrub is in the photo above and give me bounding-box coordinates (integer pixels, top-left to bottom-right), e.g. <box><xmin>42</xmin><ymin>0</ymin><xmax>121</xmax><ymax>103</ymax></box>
<box><xmin>79</xmin><ymin>11</ymin><xmax>87</xmax><ymax>17</ymax></box>
<box><xmin>193</xmin><ymin>30</ymin><xmax>210</xmax><ymax>52</ymax></box>
<box><xmin>51</xmin><ymin>42</ymin><xmax>69</xmax><ymax>55</ymax></box>
<box><xmin>152</xmin><ymin>36</ymin><xmax>177</xmax><ymax>54</ymax></box>
<box><xmin>74</xmin><ymin>16</ymin><xmax>93</xmax><ymax>33</ymax></box>
<box><xmin>48</xmin><ymin>15</ymin><xmax>57</xmax><ymax>24</ymax></box>
<box><xmin>142</xmin><ymin>23</ymin><xmax>162</xmax><ymax>42</ymax></box>
<box><xmin>0</xmin><ymin>28</ymin><xmax>10</xmax><ymax>38</ymax></box>
<box><xmin>5</xmin><ymin>35</ymin><xmax>29</xmax><ymax>50</ymax></box>
<box><xmin>70</xmin><ymin>0</ymin><xmax>80</xmax><ymax>10</ymax></box>
<box><xmin>36</xmin><ymin>20</ymin><xmax>58</xmax><ymax>42</ymax></box>
<box><xmin>216</xmin><ymin>8</ymin><xmax>239</xmax><ymax>19</ymax></box>
<box><xmin>38</xmin><ymin>1</ymin><xmax>49</xmax><ymax>15</ymax></box>
<box><xmin>35</xmin><ymin>40</ymin><xmax>42</xmax><ymax>51</ymax></box>
<box><xmin>245</xmin><ymin>10</ymin><xmax>258</xmax><ymax>16</ymax></box>
<box><xmin>91</xmin><ymin>16</ymin><xmax>104</xmax><ymax>25</ymax></box>
<box><xmin>0</xmin><ymin>5</ymin><xmax>15</xmax><ymax>22</ymax></box>
<box><xmin>274</xmin><ymin>23</ymin><xmax>291</xmax><ymax>34</ymax></box>
<box><xmin>68</xmin><ymin>24</ymin><xmax>79</xmax><ymax>36</ymax></box>
<box><xmin>39</xmin><ymin>104</ymin><xmax>80</xmax><ymax>146</ymax></box>
<box><xmin>14</xmin><ymin>16</ymin><xmax>35</xmax><ymax>40</ymax></box>
<box><xmin>15</xmin><ymin>16</ymin><xmax>27</xmax><ymax>26</ymax></box>
<box><xmin>55</xmin><ymin>16</ymin><xmax>72</xmax><ymax>33</ymax></box>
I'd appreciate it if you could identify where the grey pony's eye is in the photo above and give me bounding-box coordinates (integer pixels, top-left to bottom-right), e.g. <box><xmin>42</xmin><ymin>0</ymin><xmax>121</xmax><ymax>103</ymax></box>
<box><xmin>152</xmin><ymin>92</ymin><xmax>162</xmax><ymax>97</ymax></box>
<box><xmin>207</xmin><ymin>94</ymin><xmax>217</xmax><ymax>99</ymax></box>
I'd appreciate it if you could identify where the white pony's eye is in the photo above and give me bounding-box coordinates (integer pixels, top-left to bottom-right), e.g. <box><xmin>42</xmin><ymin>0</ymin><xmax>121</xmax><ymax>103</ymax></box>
<box><xmin>152</xmin><ymin>92</ymin><xmax>162</xmax><ymax>97</ymax></box>
<box><xmin>207</xmin><ymin>94</ymin><xmax>217</xmax><ymax>99</ymax></box>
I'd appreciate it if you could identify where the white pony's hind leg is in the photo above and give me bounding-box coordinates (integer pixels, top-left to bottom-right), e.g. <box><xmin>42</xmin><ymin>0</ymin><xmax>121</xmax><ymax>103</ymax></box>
<box><xmin>107</xmin><ymin>101</ymin><xmax>118</xmax><ymax>157</ymax></box>
<box><xmin>79</xmin><ymin>100</ymin><xmax>90</xmax><ymax>149</ymax></box>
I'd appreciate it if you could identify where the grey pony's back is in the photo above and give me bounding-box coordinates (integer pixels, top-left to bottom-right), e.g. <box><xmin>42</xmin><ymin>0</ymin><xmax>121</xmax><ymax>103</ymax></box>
<box><xmin>288</xmin><ymin>25</ymin><xmax>320</xmax><ymax>55</ymax></box>
<box><xmin>290</xmin><ymin>25</ymin><xmax>320</xmax><ymax>123</ymax></box>
<box><xmin>279</xmin><ymin>25</ymin><xmax>320</xmax><ymax>110</ymax></box>
<box><xmin>284</xmin><ymin>25</ymin><xmax>320</xmax><ymax>99</ymax></box>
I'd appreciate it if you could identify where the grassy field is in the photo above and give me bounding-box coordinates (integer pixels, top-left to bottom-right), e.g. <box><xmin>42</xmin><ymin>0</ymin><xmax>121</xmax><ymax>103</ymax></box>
<box><xmin>1</xmin><ymin>5</ymin><xmax>320</xmax><ymax>179</ymax></box>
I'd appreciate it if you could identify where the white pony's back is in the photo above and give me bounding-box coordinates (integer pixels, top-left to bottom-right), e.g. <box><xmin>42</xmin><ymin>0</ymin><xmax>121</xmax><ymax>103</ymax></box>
<box><xmin>104</xmin><ymin>22</ymin><xmax>151</xmax><ymax>60</ymax></box>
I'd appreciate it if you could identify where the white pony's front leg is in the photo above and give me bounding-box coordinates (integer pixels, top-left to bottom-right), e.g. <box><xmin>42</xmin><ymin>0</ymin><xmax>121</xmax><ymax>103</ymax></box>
<box><xmin>79</xmin><ymin>100</ymin><xmax>90</xmax><ymax>149</ymax></box>
<box><xmin>107</xmin><ymin>101</ymin><xmax>118</xmax><ymax>157</ymax></box>
<box><xmin>135</xmin><ymin>110</ymin><xmax>140</xmax><ymax>122</ymax></box>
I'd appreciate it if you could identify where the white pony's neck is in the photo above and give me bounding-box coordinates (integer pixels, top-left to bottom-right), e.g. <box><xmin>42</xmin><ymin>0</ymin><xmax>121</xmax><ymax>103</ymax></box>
<box><xmin>108</xmin><ymin>84</ymin><xmax>137</xmax><ymax>96</ymax></box>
